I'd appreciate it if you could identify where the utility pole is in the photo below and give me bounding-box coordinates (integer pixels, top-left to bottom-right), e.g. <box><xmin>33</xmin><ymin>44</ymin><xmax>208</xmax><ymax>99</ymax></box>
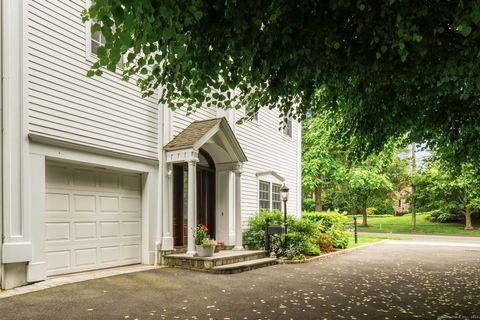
<box><xmin>411</xmin><ymin>143</ymin><xmax>417</xmax><ymax>229</ymax></box>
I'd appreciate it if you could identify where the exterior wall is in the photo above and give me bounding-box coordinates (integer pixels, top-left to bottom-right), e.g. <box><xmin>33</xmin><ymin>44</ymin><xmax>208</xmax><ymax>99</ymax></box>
<box><xmin>170</xmin><ymin>107</ymin><xmax>302</xmax><ymax>228</ymax></box>
<box><xmin>235</xmin><ymin>108</ymin><xmax>301</xmax><ymax>226</ymax></box>
<box><xmin>26</xmin><ymin>0</ymin><xmax>158</xmax><ymax>159</ymax></box>
<box><xmin>1</xmin><ymin>0</ymin><xmax>162</xmax><ymax>289</ymax></box>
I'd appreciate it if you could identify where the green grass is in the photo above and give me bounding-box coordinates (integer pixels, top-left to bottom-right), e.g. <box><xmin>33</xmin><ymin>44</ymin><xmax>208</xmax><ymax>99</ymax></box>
<box><xmin>346</xmin><ymin>212</ymin><xmax>480</xmax><ymax>236</ymax></box>
<box><xmin>347</xmin><ymin>233</ymin><xmax>411</xmax><ymax>249</ymax></box>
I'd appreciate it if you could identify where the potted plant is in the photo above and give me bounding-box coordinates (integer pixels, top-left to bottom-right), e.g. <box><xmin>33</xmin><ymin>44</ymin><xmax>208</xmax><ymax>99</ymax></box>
<box><xmin>193</xmin><ymin>224</ymin><xmax>217</xmax><ymax>257</ymax></box>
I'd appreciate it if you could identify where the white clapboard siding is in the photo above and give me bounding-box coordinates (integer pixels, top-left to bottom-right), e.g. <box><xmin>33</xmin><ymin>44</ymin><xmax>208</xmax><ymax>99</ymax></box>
<box><xmin>26</xmin><ymin>0</ymin><xmax>159</xmax><ymax>159</ymax></box>
<box><xmin>171</xmin><ymin>107</ymin><xmax>219</xmax><ymax>137</ymax></box>
<box><xmin>235</xmin><ymin>108</ymin><xmax>300</xmax><ymax>227</ymax></box>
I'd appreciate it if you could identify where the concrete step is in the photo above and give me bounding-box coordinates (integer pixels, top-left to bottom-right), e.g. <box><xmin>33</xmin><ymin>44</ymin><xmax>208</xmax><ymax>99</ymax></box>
<box><xmin>211</xmin><ymin>257</ymin><xmax>278</xmax><ymax>274</ymax></box>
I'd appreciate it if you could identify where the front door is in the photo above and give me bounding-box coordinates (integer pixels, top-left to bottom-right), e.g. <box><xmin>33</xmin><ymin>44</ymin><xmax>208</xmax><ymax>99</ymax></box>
<box><xmin>173</xmin><ymin>150</ymin><xmax>216</xmax><ymax>247</ymax></box>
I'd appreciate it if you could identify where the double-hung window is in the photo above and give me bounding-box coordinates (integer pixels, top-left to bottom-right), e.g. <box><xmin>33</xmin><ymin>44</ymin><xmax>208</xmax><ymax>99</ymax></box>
<box><xmin>271</xmin><ymin>183</ymin><xmax>282</xmax><ymax>210</ymax></box>
<box><xmin>259</xmin><ymin>181</ymin><xmax>283</xmax><ymax>211</ymax></box>
<box><xmin>259</xmin><ymin>181</ymin><xmax>270</xmax><ymax>209</ymax></box>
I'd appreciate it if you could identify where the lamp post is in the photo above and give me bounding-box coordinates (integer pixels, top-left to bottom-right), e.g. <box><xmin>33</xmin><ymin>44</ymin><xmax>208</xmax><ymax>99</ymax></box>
<box><xmin>280</xmin><ymin>183</ymin><xmax>289</xmax><ymax>232</ymax></box>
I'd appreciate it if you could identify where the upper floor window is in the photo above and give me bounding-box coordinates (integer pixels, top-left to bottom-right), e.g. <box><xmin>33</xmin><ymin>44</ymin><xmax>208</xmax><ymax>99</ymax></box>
<box><xmin>282</xmin><ymin>118</ymin><xmax>292</xmax><ymax>137</ymax></box>
<box><xmin>91</xmin><ymin>25</ymin><xmax>106</xmax><ymax>55</ymax></box>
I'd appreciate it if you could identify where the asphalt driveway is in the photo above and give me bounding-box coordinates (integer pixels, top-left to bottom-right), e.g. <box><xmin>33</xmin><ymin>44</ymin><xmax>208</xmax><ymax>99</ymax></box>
<box><xmin>1</xmin><ymin>235</ymin><xmax>479</xmax><ymax>319</ymax></box>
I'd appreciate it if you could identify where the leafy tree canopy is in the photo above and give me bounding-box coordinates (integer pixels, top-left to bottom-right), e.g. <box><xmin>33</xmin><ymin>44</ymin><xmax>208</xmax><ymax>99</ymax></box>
<box><xmin>84</xmin><ymin>0</ymin><xmax>480</xmax><ymax>167</ymax></box>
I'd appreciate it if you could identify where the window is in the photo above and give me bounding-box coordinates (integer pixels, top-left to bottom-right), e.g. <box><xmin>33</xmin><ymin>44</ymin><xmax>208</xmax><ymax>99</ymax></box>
<box><xmin>272</xmin><ymin>183</ymin><xmax>282</xmax><ymax>210</ymax></box>
<box><xmin>91</xmin><ymin>26</ymin><xmax>105</xmax><ymax>55</ymax></box>
<box><xmin>282</xmin><ymin>118</ymin><xmax>292</xmax><ymax>137</ymax></box>
<box><xmin>259</xmin><ymin>181</ymin><xmax>270</xmax><ymax>209</ymax></box>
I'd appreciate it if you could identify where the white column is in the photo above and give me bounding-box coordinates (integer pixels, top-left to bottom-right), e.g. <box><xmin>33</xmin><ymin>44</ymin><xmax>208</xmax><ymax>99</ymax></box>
<box><xmin>233</xmin><ymin>164</ymin><xmax>244</xmax><ymax>250</ymax></box>
<box><xmin>186</xmin><ymin>160</ymin><xmax>198</xmax><ymax>256</ymax></box>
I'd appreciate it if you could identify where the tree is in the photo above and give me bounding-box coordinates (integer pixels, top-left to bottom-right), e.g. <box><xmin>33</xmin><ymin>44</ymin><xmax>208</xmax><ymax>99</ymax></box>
<box><xmin>302</xmin><ymin>114</ymin><xmax>346</xmax><ymax>211</ymax></box>
<box><xmin>345</xmin><ymin>168</ymin><xmax>392</xmax><ymax>227</ymax></box>
<box><xmin>84</xmin><ymin>1</ymin><xmax>480</xmax><ymax>170</ymax></box>
<box><xmin>413</xmin><ymin>160</ymin><xmax>480</xmax><ymax>230</ymax></box>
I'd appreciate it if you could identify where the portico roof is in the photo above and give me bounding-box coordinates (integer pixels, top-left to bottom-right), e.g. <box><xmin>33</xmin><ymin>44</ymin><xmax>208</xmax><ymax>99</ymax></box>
<box><xmin>164</xmin><ymin>117</ymin><xmax>247</xmax><ymax>163</ymax></box>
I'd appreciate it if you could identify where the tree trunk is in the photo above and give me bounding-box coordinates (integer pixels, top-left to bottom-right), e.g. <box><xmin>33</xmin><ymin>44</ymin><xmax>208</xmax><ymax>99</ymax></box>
<box><xmin>464</xmin><ymin>207</ymin><xmax>474</xmax><ymax>230</ymax></box>
<box><xmin>362</xmin><ymin>207</ymin><xmax>368</xmax><ymax>227</ymax></box>
<box><xmin>314</xmin><ymin>185</ymin><xmax>322</xmax><ymax>212</ymax></box>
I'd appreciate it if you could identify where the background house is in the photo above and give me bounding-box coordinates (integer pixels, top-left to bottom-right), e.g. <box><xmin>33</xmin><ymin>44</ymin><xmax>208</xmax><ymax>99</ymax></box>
<box><xmin>0</xmin><ymin>0</ymin><xmax>301</xmax><ymax>289</ymax></box>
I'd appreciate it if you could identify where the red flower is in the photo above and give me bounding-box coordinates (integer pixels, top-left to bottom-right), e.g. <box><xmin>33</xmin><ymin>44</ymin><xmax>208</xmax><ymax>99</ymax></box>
<box><xmin>201</xmin><ymin>224</ymin><xmax>208</xmax><ymax>230</ymax></box>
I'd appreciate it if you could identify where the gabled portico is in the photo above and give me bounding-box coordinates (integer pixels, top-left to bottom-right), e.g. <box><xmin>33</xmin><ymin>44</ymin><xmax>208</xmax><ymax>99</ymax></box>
<box><xmin>163</xmin><ymin>118</ymin><xmax>247</xmax><ymax>256</ymax></box>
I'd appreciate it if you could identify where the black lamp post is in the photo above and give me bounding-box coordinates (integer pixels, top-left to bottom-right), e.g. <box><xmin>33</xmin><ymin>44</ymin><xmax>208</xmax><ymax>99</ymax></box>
<box><xmin>280</xmin><ymin>183</ymin><xmax>289</xmax><ymax>232</ymax></box>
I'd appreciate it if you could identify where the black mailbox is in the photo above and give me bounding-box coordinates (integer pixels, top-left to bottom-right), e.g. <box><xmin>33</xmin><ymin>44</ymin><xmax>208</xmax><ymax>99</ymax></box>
<box><xmin>267</xmin><ymin>225</ymin><xmax>285</xmax><ymax>235</ymax></box>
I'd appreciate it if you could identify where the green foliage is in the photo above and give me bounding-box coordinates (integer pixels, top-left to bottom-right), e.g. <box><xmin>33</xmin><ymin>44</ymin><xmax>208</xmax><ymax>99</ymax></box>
<box><xmin>302</xmin><ymin>211</ymin><xmax>349</xmax><ymax>232</ymax></box>
<box><xmin>302</xmin><ymin>198</ymin><xmax>316</xmax><ymax>212</ymax></box>
<box><xmin>326</xmin><ymin>229</ymin><xmax>350</xmax><ymax>249</ymax></box>
<box><xmin>84</xmin><ymin>1</ymin><xmax>480</xmax><ymax>171</ymax></box>
<box><xmin>413</xmin><ymin>159</ymin><xmax>480</xmax><ymax>229</ymax></box>
<box><xmin>271</xmin><ymin>233</ymin><xmax>306</xmax><ymax>261</ymax></box>
<box><xmin>427</xmin><ymin>210</ymin><xmax>461</xmax><ymax>223</ymax></box>
<box><xmin>272</xmin><ymin>232</ymin><xmax>320</xmax><ymax>259</ymax></box>
<box><xmin>243</xmin><ymin>209</ymin><xmax>283</xmax><ymax>249</ymax></box>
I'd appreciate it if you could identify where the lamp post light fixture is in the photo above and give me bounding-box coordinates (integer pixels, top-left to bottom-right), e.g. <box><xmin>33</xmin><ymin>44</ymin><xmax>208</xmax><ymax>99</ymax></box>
<box><xmin>280</xmin><ymin>183</ymin><xmax>289</xmax><ymax>231</ymax></box>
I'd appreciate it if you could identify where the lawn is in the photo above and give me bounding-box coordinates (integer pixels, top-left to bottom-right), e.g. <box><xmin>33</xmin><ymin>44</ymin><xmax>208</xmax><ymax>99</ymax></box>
<box><xmin>347</xmin><ymin>233</ymin><xmax>410</xmax><ymax>249</ymax></box>
<box><xmin>346</xmin><ymin>212</ymin><xmax>480</xmax><ymax>236</ymax></box>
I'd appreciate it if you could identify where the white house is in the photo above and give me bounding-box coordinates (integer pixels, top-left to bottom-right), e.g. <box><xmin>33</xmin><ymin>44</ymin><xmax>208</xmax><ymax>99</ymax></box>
<box><xmin>0</xmin><ymin>0</ymin><xmax>301</xmax><ymax>289</ymax></box>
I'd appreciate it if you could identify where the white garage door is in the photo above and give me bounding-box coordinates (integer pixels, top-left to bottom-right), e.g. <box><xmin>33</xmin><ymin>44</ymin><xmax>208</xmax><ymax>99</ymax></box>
<box><xmin>45</xmin><ymin>162</ymin><xmax>142</xmax><ymax>276</ymax></box>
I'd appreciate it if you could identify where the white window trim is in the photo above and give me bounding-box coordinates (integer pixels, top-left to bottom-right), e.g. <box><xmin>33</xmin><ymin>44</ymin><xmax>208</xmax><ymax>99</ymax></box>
<box><xmin>84</xmin><ymin>1</ymin><xmax>124</xmax><ymax>70</ymax></box>
<box><xmin>257</xmin><ymin>171</ymin><xmax>285</xmax><ymax>211</ymax></box>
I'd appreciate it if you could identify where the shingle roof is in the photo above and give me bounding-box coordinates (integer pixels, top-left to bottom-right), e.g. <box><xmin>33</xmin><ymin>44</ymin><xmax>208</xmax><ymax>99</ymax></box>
<box><xmin>164</xmin><ymin>118</ymin><xmax>223</xmax><ymax>150</ymax></box>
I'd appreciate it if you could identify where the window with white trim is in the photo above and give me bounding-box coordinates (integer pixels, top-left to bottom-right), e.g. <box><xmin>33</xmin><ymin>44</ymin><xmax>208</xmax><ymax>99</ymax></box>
<box><xmin>272</xmin><ymin>183</ymin><xmax>282</xmax><ymax>210</ymax></box>
<box><xmin>90</xmin><ymin>23</ymin><xmax>106</xmax><ymax>55</ymax></box>
<box><xmin>259</xmin><ymin>181</ymin><xmax>270</xmax><ymax>209</ymax></box>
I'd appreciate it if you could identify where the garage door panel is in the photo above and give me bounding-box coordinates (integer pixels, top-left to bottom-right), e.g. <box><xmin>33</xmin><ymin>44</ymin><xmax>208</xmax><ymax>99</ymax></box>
<box><xmin>46</xmin><ymin>163</ymin><xmax>142</xmax><ymax>276</ymax></box>
<box><xmin>46</xmin><ymin>165</ymin><xmax>69</xmax><ymax>186</ymax></box>
<box><xmin>122</xmin><ymin>221</ymin><xmax>141</xmax><ymax>237</ymax></box>
<box><xmin>121</xmin><ymin>197</ymin><xmax>141</xmax><ymax>214</ymax></box>
<box><xmin>98</xmin><ymin>172</ymin><xmax>120</xmax><ymax>190</ymax></box>
<box><xmin>100</xmin><ymin>222</ymin><xmax>120</xmax><ymax>238</ymax></box>
<box><xmin>74</xmin><ymin>248</ymin><xmax>97</xmax><ymax>267</ymax></box>
<box><xmin>46</xmin><ymin>250</ymin><xmax>71</xmax><ymax>272</ymax></box>
<box><xmin>121</xmin><ymin>175</ymin><xmax>141</xmax><ymax>191</ymax></box>
<box><xmin>46</xmin><ymin>193</ymin><xmax>70</xmax><ymax>212</ymax></box>
<box><xmin>123</xmin><ymin>244</ymin><xmax>141</xmax><ymax>261</ymax></box>
<box><xmin>46</xmin><ymin>222</ymin><xmax>70</xmax><ymax>242</ymax></box>
<box><xmin>73</xmin><ymin>194</ymin><xmax>96</xmax><ymax>212</ymax></box>
<box><xmin>74</xmin><ymin>222</ymin><xmax>97</xmax><ymax>240</ymax></box>
<box><xmin>72</xmin><ymin>170</ymin><xmax>96</xmax><ymax>188</ymax></box>
<box><xmin>99</xmin><ymin>196</ymin><xmax>119</xmax><ymax>212</ymax></box>
<box><xmin>100</xmin><ymin>246</ymin><xmax>121</xmax><ymax>264</ymax></box>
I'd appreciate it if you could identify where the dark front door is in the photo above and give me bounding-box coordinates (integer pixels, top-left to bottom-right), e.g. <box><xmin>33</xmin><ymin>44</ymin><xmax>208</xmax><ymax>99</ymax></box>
<box><xmin>173</xmin><ymin>150</ymin><xmax>216</xmax><ymax>247</ymax></box>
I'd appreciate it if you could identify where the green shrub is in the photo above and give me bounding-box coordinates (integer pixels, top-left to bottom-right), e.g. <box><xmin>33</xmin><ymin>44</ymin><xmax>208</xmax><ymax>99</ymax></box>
<box><xmin>427</xmin><ymin>210</ymin><xmax>461</xmax><ymax>223</ymax></box>
<box><xmin>318</xmin><ymin>233</ymin><xmax>333</xmax><ymax>253</ymax></box>
<box><xmin>243</xmin><ymin>209</ymin><xmax>283</xmax><ymax>249</ymax></box>
<box><xmin>327</xmin><ymin>229</ymin><xmax>350</xmax><ymax>249</ymax></box>
<box><xmin>302</xmin><ymin>211</ymin><xmax>349</xmax><ymax>232</ymax></box>
<box><xmin>272</xmin><ymin>232</ymin><xmax>319</xmax><ymax>259</ymax></box>
<box><xmin>302</xmin><ymin>198</ymin><xmax>316</xmax><ymax>212</ymax></box>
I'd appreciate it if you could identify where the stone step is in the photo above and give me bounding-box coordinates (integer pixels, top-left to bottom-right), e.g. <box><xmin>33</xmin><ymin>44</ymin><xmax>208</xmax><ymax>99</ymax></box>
<box><xmin>211</xmin><ymin>257</ymin><xmax>278</xmax><ymax>274</ymax></box>
<box><xmin>163</xmin><ymin>250</ymin><xmax>267</xmax><ymax>270</ymax></box>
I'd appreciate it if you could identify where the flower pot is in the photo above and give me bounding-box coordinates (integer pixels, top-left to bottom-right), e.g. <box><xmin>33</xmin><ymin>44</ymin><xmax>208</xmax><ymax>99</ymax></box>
<box><xmin>196</xmin><ymin>245</ymin><xmax>215</xmax><ymax>257</ymax></box>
